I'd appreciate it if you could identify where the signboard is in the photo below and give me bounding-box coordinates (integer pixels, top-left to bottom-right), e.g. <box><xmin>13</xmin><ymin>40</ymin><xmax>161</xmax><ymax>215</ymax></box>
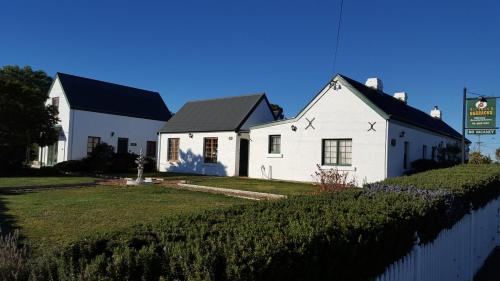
<box><xmin>466</xmin><ymin>98</ymin><xmax>496</xmax><ymax>134</ymax></box>
<box><xmin>467</xmin><ymin>129</ymin><xmax>496</xmax><ymax>135</ymax></box>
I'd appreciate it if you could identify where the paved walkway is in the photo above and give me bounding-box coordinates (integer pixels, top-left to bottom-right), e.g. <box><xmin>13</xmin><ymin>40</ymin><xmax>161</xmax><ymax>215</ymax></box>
<box><xmin>176</xmin><ymin>182</ymin><xmax>286</xmax><ymax>200</ymax></box>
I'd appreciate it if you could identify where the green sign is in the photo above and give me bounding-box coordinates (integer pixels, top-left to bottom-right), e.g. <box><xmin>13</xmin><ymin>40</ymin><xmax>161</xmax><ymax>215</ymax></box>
<box><xmin>466</xmin><ymin>98</ymin><xmax>496</xmax><ymax>134</ymax></box>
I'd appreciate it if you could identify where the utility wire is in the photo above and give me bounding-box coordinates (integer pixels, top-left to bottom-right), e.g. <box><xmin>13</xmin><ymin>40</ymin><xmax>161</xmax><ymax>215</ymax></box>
<box><xmin>332</xmin><ymin>0</ymin><xmax>344</xmax><ymax>74</ymax></box>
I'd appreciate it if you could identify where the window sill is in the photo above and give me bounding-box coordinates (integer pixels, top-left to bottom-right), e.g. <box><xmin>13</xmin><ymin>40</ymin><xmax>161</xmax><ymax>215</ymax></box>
<box><xmin>203</xmin><ymin>162</ymin><xmax>219</xmax><ymax>166</ymax></box>
<box><xmin>320</xmin><ymin>165</ymin><xmax>356</xmax><ymax>172</ymax></box>
<box><xmin>267</xmin><ymin>154</ymin><xmax>283</xmax><ymax>158</ymax></box>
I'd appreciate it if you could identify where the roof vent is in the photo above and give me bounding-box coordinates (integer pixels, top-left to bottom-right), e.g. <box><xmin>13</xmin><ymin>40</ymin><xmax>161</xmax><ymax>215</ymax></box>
<box><xmin>430</xmin><ymin>106</ymin><xmax>442</xmax><ymax>120</ymax></box>
<box><xmin>365</xmin><ymin>78</ymin><xmax>383</xmax><ymax>91</ymax></box>
<box><xmin>393</xmin><ymin>92</ymin><xmax>408</xmax><ymax>104</ymax></box>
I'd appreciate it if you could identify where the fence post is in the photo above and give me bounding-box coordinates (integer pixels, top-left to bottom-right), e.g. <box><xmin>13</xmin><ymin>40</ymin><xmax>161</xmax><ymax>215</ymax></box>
<box><xmin>414</xmin><ymin>232</ymin><xmax>420</xmax><ymax>281</ymax></box>
<box><xmin>470</xmin><ymin>203</ymin><xmax>475</xmax><ymax>280</ymax></box>
<box><xmin>497</xmin><ymin>198</ymin><xmax>500</xmax><ymax>247</ymax></box>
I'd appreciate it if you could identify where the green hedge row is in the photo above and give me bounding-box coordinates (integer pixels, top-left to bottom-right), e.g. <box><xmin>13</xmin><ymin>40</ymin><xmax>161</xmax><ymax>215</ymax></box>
<box><xmin>24</xmin><ymin>165</ymin><xmax>500</xmax><ymax>281</ymax></box>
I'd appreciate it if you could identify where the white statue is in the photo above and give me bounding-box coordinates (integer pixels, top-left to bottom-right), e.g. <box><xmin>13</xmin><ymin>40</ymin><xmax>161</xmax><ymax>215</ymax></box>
<box><xmin>135</xmin><ymin>148</ymin><xmax>145</xmax><ymax>184</ymax></box>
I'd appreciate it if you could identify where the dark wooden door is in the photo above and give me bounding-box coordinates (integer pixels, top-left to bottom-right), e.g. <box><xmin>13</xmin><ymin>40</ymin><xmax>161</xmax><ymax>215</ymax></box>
<box><xmin>239</xmin><ymin>139</ymin><xmax>249</xmax><ymax>176</ymax></box>
<box><xmin>117</xmin><ymin>138</ymin><xmax>129</xmax><ymax>154</ymax></box>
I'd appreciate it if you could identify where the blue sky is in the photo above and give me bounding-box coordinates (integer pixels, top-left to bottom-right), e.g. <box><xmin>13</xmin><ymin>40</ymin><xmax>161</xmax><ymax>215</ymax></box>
<box><xmin>2</xmin><ymin>0</ymin><xmax>499</xmax><ymax>157</ymax></box>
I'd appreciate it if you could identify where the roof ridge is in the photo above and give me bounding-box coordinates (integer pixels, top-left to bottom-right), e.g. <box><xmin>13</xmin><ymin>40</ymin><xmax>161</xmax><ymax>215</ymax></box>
<box><xmin>185</xmin><ymin>93</ymin><xmax>265</xmax><ymax>104</ymax></box>
<box><xmin>340</xmin><ymin>74</ymin><xmax>441</xmax><ymax>120</ymax></box>
<box><xmin>56</xmin><ymin>72</ymin><xmax>159</xmax><ymax>95</ymax></box>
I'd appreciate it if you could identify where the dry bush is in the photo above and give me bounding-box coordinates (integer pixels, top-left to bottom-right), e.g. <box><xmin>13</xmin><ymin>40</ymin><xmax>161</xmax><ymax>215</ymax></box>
<box><xmin>312</xmin><ymin>164</ymin><xmax>356</xmax><ymax>192</ymax></box>
<box><xmin>0</xmin><ymin>229</ymin><xmax>28</xmax><ymax>281</ymax></box>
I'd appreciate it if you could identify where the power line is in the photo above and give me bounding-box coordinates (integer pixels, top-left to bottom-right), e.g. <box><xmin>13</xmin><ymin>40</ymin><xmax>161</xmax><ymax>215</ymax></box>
<box><xmin>332</xmin><ymin>0</ymin><xmax>344</xmax><ymax>74</ymax></box>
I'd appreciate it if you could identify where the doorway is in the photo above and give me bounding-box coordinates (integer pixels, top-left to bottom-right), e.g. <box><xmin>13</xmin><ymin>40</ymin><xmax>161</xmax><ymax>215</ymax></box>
<box><xmin>239</xmin><ymin>139</ymin><xmax>249</xmax><ymax>176</ymax></box>
<box><xmin>47</xmin><ymin>142</ymin><xmax>58</xmax><ymax>166</ymax></box>
<box><xmin>117</xmin><ymin>138</ymin><xmax>129</xmax><ymax>154</ymax></box>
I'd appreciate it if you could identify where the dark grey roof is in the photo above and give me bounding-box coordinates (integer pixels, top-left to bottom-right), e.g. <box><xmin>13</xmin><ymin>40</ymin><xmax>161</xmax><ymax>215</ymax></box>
<box><xmin>339</xmin><ymin>74</ymin><xmax>465</xmax><ymax>141</ymax></box>
<box><xmin>160</xmin><ymin>94</ymin><xmax>271</xmax><ymax>133</ymax></box>
<box><xmin>56</xmin><ymin>72</ymin><xmax>171</xmax><ymax>121</ymax></box>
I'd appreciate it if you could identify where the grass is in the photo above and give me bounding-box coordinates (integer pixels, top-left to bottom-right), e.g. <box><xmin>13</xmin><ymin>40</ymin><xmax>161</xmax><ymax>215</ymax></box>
<box><xmin>0</xmin><ymin>177</ymin><xmax>96</xmax><ymax>188</ymax></box>
<box><xmin>0</xmin><ymin>185</ymin><xmax>248</xmax><ymax>252</ymax></box>
<box><xmin>185</xmin><ymin>176</ymin><xmax>315</xmax><ymax>195</ymax></box>
<box><xmin>109</xmin><ymin>172</ymin><xmax>316</xmax><ymax>195</ymax></box>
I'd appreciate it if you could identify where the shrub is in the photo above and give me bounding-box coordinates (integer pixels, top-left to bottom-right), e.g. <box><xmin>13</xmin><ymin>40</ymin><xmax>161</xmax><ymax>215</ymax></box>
<box><xmin>468</xmin><ymin>151</ymin><xmax>492</xmax><ymax>164</ymax></box>
<box><xmin>54</xmin><ymin>160</ymin><xmax>89</xmax><ymax>173</ymax></box>
<box><xmin>410</xmin><ymin>159</ymin><xmax>439</xmax><ymax>173</ymax></box>
<box><xmin>0</xmin><ymin>230</ymin><xmax>28</xmax><ymax>281</ymax></box>
<box><xmin>144</xmin><ymin>157</ymin><xmax>157</xmax><ymax>173</ymax></box>
<box><xmin>109</xmin><ymin>153</ymin><xmax>137</xmax><ymax>173</ymax></box>
<box><xmin>312</xmin><ymin>164</ymin><xmax>356</xmax><ymax>192</ymax></box>
<box><xmin>55</xmin><ymin>145</ymin><xmax>149</xmax><ymax>174</ymax></box>
<box><xmin>22</xmin><ymin>165</ymin><xmax>500</xmax><ymax>281</ymax></box>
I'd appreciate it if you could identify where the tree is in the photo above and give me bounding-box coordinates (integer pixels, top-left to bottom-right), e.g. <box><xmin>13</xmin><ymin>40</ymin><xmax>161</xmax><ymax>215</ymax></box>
<box><xmin>270</xmin><ymin>104</ymin><xmax>284</xmax><ymax>120</ymax></box>
<box><xmin>0</xmin><ymin>65</ymin><xmax>58</xmax><ymax>169</ymax></box>
<box><xmin>468</xmin><ymin>151</ymin><xmax>492</xmax><ymax>164</ymax></box>
<box><xmin>496</xmin><ymin>148</ymin><xmax>500</xmax><ymax>162</ymax></box>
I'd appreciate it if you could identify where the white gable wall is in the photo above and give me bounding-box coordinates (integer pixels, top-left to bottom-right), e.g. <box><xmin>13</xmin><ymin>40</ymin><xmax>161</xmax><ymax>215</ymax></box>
<box><xmin>39</xmin><ymin>77</ymin><xmax>72</xmax><ymax>164</ymax></box>
<box><xmin>248</xmin><ymin>81</ymin><xmax>388</xmax><ymax>184</ymax></box>
<box><xmin>387</xmin><ymin>120</ymin><xmax>460</xmax><ymax>177</ymax></box>
<box><xmin>239</xmin><ymin>99</ymin><xmax>276</xmax><ymax>131</ymax></box>
<box><xmin>158</xmin><ymin>131</ymin><xmax>240</xmax><ymax>176</ymax></box>
<box><xmin>69</xmin><ymin>109</ymin><xmax>164</xmax><ymax>160</ymax></box>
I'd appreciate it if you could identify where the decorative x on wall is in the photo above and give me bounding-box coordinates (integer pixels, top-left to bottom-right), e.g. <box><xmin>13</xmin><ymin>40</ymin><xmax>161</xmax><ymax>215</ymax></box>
<box><xmin>305</xmin><ymin>117</ymin><xmax>316</xmax><ymax>130</ymax></box>
<box><xmin>367</xmin><ymin>122</ymin><xmax>376</xmax><ymax>132</ymax></box>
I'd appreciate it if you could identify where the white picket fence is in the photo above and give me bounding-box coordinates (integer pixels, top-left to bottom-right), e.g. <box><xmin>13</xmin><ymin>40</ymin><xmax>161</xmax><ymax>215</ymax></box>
<box><xmin>375</xmin><ymin>196</ymin><xmax>500</xmax><ymax>281</ymax></box>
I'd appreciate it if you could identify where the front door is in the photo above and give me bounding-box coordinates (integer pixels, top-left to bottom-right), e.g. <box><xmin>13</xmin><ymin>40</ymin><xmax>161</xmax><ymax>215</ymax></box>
<box><xmin>239</xmin><ymin>139</ymin><xmax>249</xmax><ymax>176</ymax></box>
<box><xmin>47</xmin><ymin>142</ymin><xmax>58</xmax><ymax>166</ymax></box>
<box><xmin>117</xmin><ymin>138</ymin><xmax>129</xmax><ymax>154</ymax></box>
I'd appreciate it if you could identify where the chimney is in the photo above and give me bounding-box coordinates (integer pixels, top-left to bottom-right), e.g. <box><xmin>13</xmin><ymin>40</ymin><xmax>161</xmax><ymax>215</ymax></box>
<box><xmin>393</xmin><ymin>92</ymin><xmax>408</xmax><ymax>104</ymax></box>
<box><xmin>430</xmin><ymin>106</ymin><xmax>442</xmax><ymax>120</ymax></box>
<box><xmin>365</xmin><ymin>78</ymin><xmax>383</xmax><ymax>91</ymax></box>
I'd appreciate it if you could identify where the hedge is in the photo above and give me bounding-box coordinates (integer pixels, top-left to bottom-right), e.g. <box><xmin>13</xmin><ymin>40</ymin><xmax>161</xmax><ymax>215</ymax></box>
<box><xmin>19</xmin><ymin>165</ymin><xmax>500</xmax><ymax>281</ymax></box>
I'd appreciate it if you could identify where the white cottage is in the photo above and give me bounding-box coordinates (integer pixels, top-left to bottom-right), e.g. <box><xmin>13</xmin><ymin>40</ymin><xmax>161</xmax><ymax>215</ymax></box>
<box><xmin>248</xmin><ymin>74</ymin><xmax>467</xmax><ymax>184</ymax></box>
<box><xmin>38</xmin><ymin>72</ymin><xmax>171</xmax><ymax>166</ymax></box>
<box><xmin>158</xmin><ymin>94</ymin><xmax>276</xmax><ymax>176</ymax></box>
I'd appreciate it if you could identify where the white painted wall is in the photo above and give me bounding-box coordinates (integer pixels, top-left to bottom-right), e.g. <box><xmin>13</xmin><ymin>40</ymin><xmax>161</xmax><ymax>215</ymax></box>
<box><xmin>39</xmin><ymin>77</ymin><xmax>71</xmax><ymax>164</ymax></box>
<box><xmin>387</xmin><ymin>120</ymin><xmax>460</xmax><ymax>177</ymax></box>
<box><xmin>248</xmin><ymin>81</ymin><xmax>388</xmax><ymax>184</ymax></box>
<box><xmin>158</xmin><ymin>131</ymin><xmax>239</xmax><ymax>176</ymax></box>
<box><xmin>239</xmin><ymin>99</ymin><xmax>276</xmax><ymax>131</ymax></box>
<box><xmin>68</xmin><ymin>110</ymin><xmax>164</xmax><ymax>160</ymax></box>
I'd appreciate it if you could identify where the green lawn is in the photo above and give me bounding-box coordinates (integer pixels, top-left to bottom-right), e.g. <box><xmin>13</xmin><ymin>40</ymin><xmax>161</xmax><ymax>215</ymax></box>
<box><xmin>111</xmin><ymin>172</ymin><xmax>315</xmax><ymax>195</ymax></box>
<box><xmin>185</xmin><ymin>176</ymin><xmax>315</xmax><ymax>196</ymax></box>
<box><xmin>0</xmin><ymin>176</ymin><xmax>96</xmax><ymax>188</ymax></box>
<box><xmin>0</xmin><ymin>185</ymin><xmax>247</xmax><ymax>252</ymax></box>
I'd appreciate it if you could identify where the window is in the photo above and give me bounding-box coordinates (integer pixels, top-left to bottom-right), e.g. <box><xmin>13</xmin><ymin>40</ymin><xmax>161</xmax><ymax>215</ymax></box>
<box><xmin>167</xmin><ymin>138</ymin><xmax>179</xmax><ymax>161</ymax></box>
<box><xmin>431</xmin><ymin>146</ymin><xmax>437</xmax><ymax>160</ymax></box>
<box><xmin>52</xmin><ymin>97</ymin><xmax>60</xmax><ymax>116</ymax></box>
<box><xmin>404</xmin><ymin>141</ymin><xmax>409</xmax><ymax>169</ymax></box>
<box><xmin>117</xmin><ymin>138</ymin><xmax>129</xmax><ymax>154</ymax></box>
<box><xmin>422</xmin><ymin>145</ymin><xmax>427</xmax><ymax>159</ymax></box>
<box><xmin>52</xmin><ymin>97</ymin><xmax>59</xmax><ymax>108</ymax></box>
<box><xmin>204</xmin><ymin>137</ymin><xmax>218</xmax><ymax>163</ymax></box>
<box><xmin>87</xmin><ymin>136</ymin><xmax>100</xmax><ymax>155</ymax></box>
<box><xmin>268</xmin><ymin>135</ymin><xmax>281</xmax><ymax>154</ymax></box>
<box><xmin>146</xmin><ymin>141</ymin><xmax>157</xmax><ymax>158</ymax></box>
<box><xmin>322</xmin><ymin>139</ymin><xmax>352</xmax><ymax>166</ymax></box>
